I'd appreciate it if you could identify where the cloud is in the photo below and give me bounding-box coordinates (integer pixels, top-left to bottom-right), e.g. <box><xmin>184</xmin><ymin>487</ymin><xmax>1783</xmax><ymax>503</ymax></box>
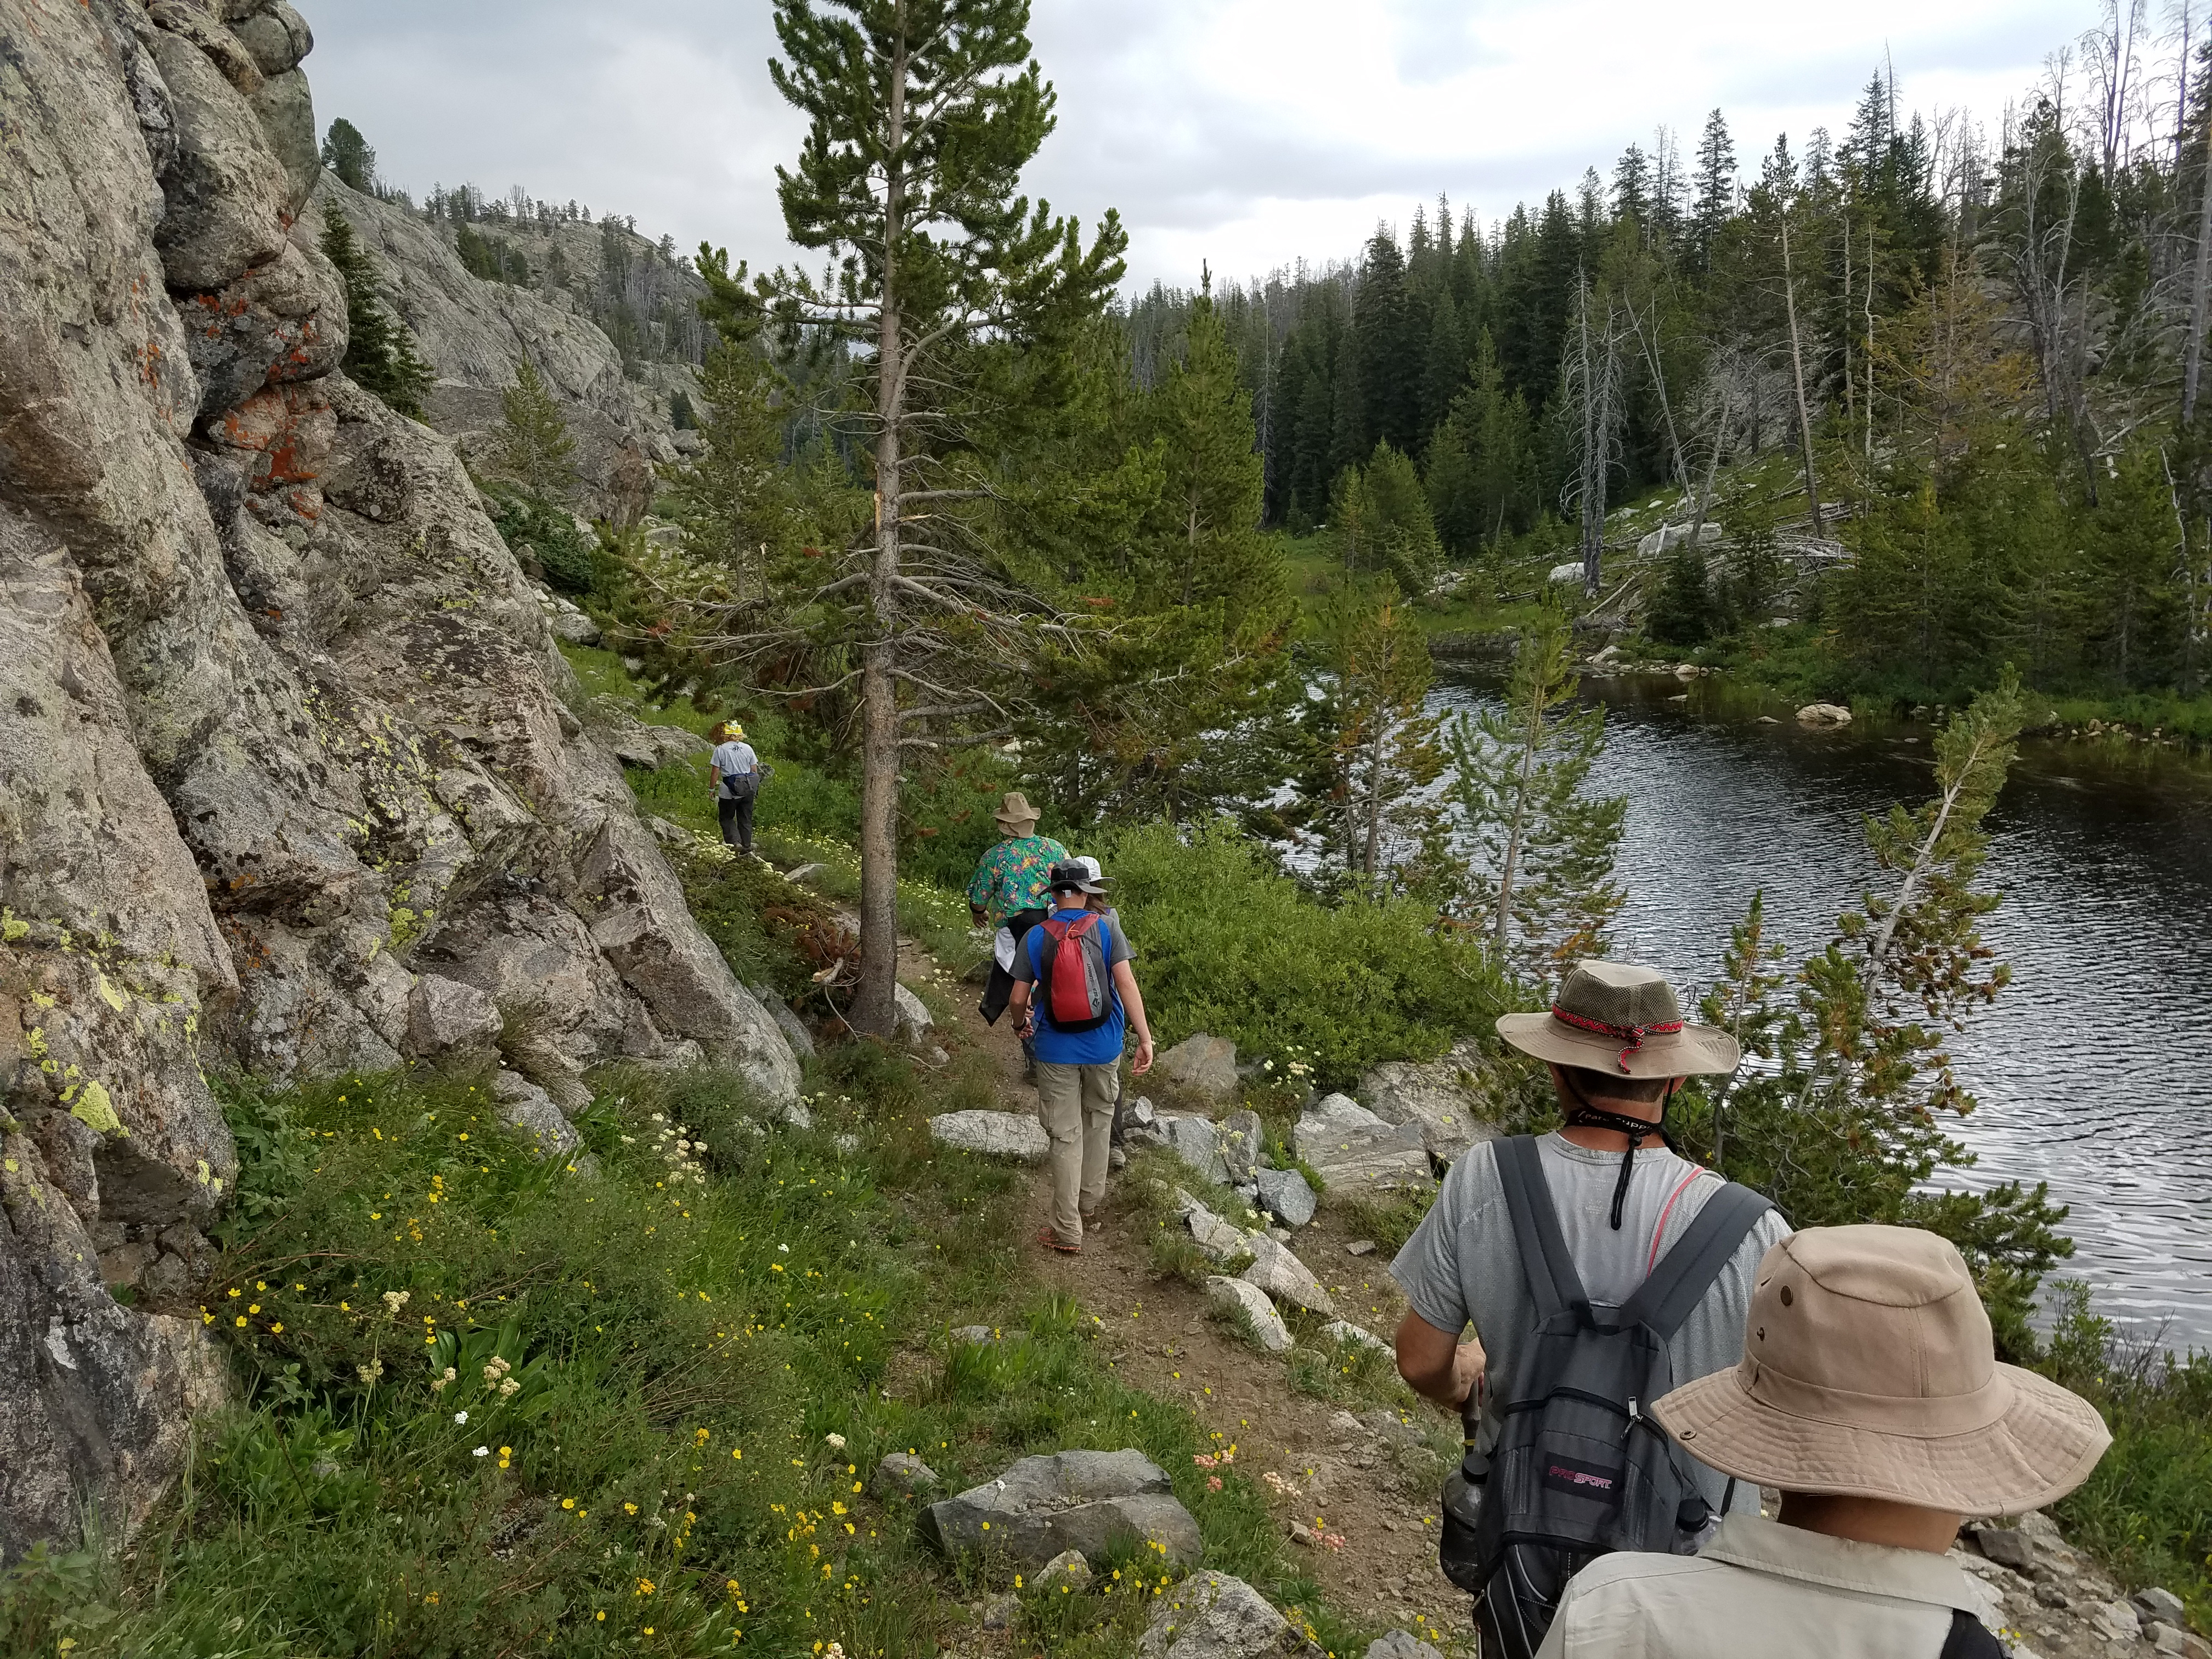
<box><xmin>297</xmin><ymin>0</ymin><xmax>2118</xmax><ymax>293</ymax></box>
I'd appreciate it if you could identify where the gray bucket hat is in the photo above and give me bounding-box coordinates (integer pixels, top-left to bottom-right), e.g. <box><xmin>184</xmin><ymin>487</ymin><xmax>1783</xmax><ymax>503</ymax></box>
<box><xmin>1496</xmin><ymin>959</ymin><xmax>1740</xmax><ymax>1079</ymax></box>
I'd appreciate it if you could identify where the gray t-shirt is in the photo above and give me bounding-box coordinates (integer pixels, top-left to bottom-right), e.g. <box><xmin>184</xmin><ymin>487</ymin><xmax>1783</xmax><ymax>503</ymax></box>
<box><xmin>1391</xmin><ymin>1133</ymin><xmax>1791</xmax><ymax>1515</ymax></box>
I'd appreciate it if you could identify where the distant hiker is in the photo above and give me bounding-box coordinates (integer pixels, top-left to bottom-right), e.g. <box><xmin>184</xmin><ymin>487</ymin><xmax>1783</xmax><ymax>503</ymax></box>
<box><xmin>1010</xmin><ymin>859</ymin><xmax>1154</xmax><ymax>1254</ymax></box>
<box><xmin>966</xmin><ymin>792</ymin><xmax>1070</xmax><ymax>1069</ymax></box>
<box><xmin>1390</xmin><ymin>959</ymin><xmax>1791</xmax><ymax>1659</ymax></box>
<box><xmin>709</xmin><ymin>722</ymin><xmax>761</xmax><ymax>855</ymax></box>
<box><xmin>1534</xmin><ymin>1225</ymin><xmax>2111</xmax><ymax>1659</ymax></box>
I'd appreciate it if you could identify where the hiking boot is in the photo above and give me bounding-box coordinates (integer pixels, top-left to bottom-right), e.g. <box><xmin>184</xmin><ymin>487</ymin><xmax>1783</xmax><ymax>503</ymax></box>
<box><xmin>1036</xmin><ymin>1228</ymin><xmax>1080</xmax><ymax>1255</ymax></box>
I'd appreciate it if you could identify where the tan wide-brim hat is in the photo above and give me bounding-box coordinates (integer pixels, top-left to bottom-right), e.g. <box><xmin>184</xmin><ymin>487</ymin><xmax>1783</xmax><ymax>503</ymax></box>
<box><xmin>1655</xmin><ymin>1226</ymin><xmax>2111</xmax><ymax>1514</ymax></box>
<box><xmin>1496</xmin><ymin>958</ymin><xmax>1739</xmax><ymax>1079</ymax></box>
<box><xmin>994</xmin><ymin>789</ymin><xmax>1040</xmax><ymax>833</ymax></box>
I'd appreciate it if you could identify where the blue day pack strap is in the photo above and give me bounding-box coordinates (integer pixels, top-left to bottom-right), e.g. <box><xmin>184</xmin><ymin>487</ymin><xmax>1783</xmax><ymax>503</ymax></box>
<box><xmin>1615</xmin><ymin>1180</ymin><xmax>1774</xmax><ymax>1342</ymax></box>
<box><xmin>1494</xmin><ymin>1135</ymin><xmax>1592</xmax><ymax>1324</ymax></box>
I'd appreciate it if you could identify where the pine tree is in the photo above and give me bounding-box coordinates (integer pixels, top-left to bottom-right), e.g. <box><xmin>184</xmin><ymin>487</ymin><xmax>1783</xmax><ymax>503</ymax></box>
<box><xmin>1690</xmin><ymin>108</ymin><xmax>1737</xmax><ymax>270</ymax></box>
<box><xmin>1613</xmin><ymin>143</ymin><xmax>1651</xmax><ymax>228</ymax></box>
<box><xmin>1647</xmin><ymin>535</ymin><xmax>1712</xmax><ymax>646</ymax></box>
<box><xmin>1423</xmin><ymin>413</ymin><xmax>1481</xmax><ymax>557</ymax></box>
<box><xmin>1445</xmin><ymin>608</ymin><xmax>1626</xmax><ymax>984</ymax></box>
<box><xmin>662</xmin><ymin>343</ymin><xmax>791</xmax><ymax>601</ymax></box>
<box><xmin>1421</xmin><ymin>284</ymin><xmax>1466</xmax><ymax>432</ymax></box>
<box><xmin>1293</xmin><ymin>586</ymin><xmax>1450</xmax><ymax>896</ymax></box>
<box><xmin>1361</xmin><ymin>440</ymin><xmax>1444</xmax><ymax>595</ymax></box>
<box><xmin>1355</xmin><ymin>230</ymin><xmax>1422</xmax><ymax>454</ymax></box>
<box><xmin>321</xmin><ymin>118</ymin><xmax>376</xmax><ymax>193</ymax></box>
<box><xmin>490</xmin><ymin>360</ymin><xmax>577</xmax><ymax>498</ymax></box>
<box><xmin>706</xmin><ymin>0</ymin><xmax>1125</xmax><ymax>1035</ymax></box>
<box><xmin>320</xmin><ymin>206</ymin><xmax>433</xmax><ymax>419</ymax></box>
<box><xmin>1145</xmin><ymin>287</ymin><xmax>1271</xmax><ymax>608</ymax></box>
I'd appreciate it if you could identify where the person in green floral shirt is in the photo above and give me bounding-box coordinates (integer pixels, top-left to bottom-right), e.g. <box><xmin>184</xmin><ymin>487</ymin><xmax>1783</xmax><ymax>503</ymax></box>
<box><xmin>969</xmin><ymin>793</ymin><xmax>1069</xmax><ymax>1068</ymax></box>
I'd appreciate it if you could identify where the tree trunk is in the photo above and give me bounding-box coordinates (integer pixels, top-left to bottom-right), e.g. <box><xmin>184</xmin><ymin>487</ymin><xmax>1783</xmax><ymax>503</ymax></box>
<box><xmin>854</xmin><ymin>21</ymin><xmax>909</xmax><ymax>1040</ymax></box>
<box><xmin>2182</xmin><ymin>103</ymin><xmax>2212</xmax><ymax>424</ymax></box>
<box><xmin>1779</xmin><ymin>217</ymin><xmax>1826</xmax><ymax>537</ymax></box>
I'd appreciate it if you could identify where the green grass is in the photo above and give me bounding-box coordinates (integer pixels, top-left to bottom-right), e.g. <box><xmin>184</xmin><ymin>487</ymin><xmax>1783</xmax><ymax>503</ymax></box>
<box><xmin>0</xmin><ymin>1047</ymin><xmax>1376</xmax><ymax>1658</ymax></box>
<box><xmin>2039</xmin><ymin>1286</ymin><xmax>2212</xmax><ymax>1630</ymax></box>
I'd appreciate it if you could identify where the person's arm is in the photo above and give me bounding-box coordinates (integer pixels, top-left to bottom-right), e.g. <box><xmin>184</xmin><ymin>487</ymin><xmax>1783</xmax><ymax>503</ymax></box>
<box><xmin>1110</xmin><ymin>960</ymin><xmax>1154</xmax><ymax>1075</ymax></box>
<box><xmin>1394</xmin><ymin>1309</ymin><xmax>1485</xmax><ymax>1409</ymax></box>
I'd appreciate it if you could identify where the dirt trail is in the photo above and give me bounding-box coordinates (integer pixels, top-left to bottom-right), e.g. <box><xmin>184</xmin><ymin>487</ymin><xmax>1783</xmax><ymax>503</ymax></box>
<box><xmin>908</xmin><ymin>944</ymin><xmax>1476</xmax><ymax>1651</ymax></box>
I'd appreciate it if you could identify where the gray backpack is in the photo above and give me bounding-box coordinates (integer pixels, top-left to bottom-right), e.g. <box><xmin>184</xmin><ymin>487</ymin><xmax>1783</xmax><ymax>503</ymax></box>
<box><xmin>1440</xmin><ymin>1135</ymin><xmax>1773</xmax><ymax>1659</ymax></box>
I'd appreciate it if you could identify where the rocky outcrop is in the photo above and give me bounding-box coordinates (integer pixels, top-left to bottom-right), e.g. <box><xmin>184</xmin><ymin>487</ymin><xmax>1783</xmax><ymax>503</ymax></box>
<box><xmin>1360</xmin><ymin>1040</ymin><xmax>1499</xmax><ymax>1163</ymax></box>
<box><xmin>308</xmin><ymin>176</ymin><xmax>685</xmax><ymax>511</ymax></box>
<box><xmin>929</xmin><ymin>1110</ymin><xmax>1049</xmax><ymax>1164</ymax></box>
<box><xmin>0</xmin><ymin>0</ymin><xmax>793</xmax><ymax>1556</ymax></box>
<box><xmin>1156</xmin><ymin>1033</ymin><xmax>1240</xmax><ymax>1105</ymax></box>
<box><xmin>1137</xmin><ymin>1570</ymin><xmax>1323</xmax><ymax>1658</ymax></box>
<box><xmin>1294</xmin><ymin>1095</ymin><xmax>1434</xmax><ymax>1200</ymax></box>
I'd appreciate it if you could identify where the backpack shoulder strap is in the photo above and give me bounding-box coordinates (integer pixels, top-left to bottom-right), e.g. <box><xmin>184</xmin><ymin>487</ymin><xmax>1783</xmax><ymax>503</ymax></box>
<box><xmin>1939</xmin><ymin>1610</ymin><xmax>2006</xmax><ymax>1659</ymax></box>
<box><xmin>1493</xmin><ymin>1135</ymin><xmax>1591</xmax><ymax>1322</ymax></box>
<box><xmin>1616</xmin><ymin>1178</ymin><xmax>1774</xmax><ymax>1341</ymax></box>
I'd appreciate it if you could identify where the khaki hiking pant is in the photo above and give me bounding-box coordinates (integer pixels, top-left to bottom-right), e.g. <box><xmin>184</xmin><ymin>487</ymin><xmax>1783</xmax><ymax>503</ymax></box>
<box><xmin>1035</xmin><ymin>1060</ymin><xmax>1118</xmax><ymax>1247</ymax></box>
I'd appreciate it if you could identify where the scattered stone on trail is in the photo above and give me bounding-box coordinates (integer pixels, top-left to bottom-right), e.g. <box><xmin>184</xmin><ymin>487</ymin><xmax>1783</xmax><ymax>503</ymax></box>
<box><xmin>929</xmin><ymin>1110</ymin><xmax>1050</xmax><ymax>1165</ymax></box>
<box><xmin>894</xmin><ymin>983</ymin><xmax>935</xmax><ymax>1043</ymax></box>
<box><xmin>1356</xmin><ymin>1409</ymin><xmax>1427</xmax><ymax>1449</ymax></box>
<box><xmin>1756</xmin><ymin>714</ymin><xmax>1782</xmax><ymax>725</ymax></box>
<box><xmin>1137</xmin><ymin>1569</ymin><xmax>1323</xmax><ymax>1658</ymax></box>
<box><xmin>489</xmin><ymin>1071</ymin><xmax>580</xmax><ymax>1158</ymax></box>
<box><xmin>1322</xmin><ymin>1319</ymin><xmax>1389</xmax><ymax>1355</ymax></box>
<box><xmin>980</xmin><ymin>1593</ymin><xmax>1019</xmax><ymax>1630</ymax></box>
<box><xmin>1327</xmin><ymin>1410</ymin><xmax>1366</xmax><ymax>1440</ymax></box>
<box><xmin>748</xmin><ymin>984</ymin><xmax>816</xmax><ymax>1060</ymax></box>
<box><xmin>1163</xmin><ymin>1114</ymin><xmax>1230</xmax><ymax>1184</ymax></box>
<box><xmin>533</xmin><ymin>583</ymin><xmax>601</xmax><ymax>645</ymax></box>
<box><xmin>1181</xmin><ymin>1197</ymin><xmax>1255</xmax><ymax>1266</ymax></box>
<box><xmin>1359</xmin><ymin>1041</ymin><xmax>1500</xmax><ymax>1162</ymax></box>
<box><xmin>920</xmin><ymin>1449</ymin><xmax>1203</xmax><ymax>1570</ymax></box>
<box><xmin>2135</xmin><ymin>1589</ymin><xmax>2187</xmax><ymax>1626</ymax></box>
<box><xmin>1156</xmin><ymin>1034</ymin><xmax>1241</xmax><ymax>1105</ymax></box>
<box><xmin>1366</xmin><ymin>1632</ymin><xmax>1447</xmax><ymax>1659</ymax></box>
<box><xmin>1797</xmin><ymin>702</ymin><xmax>1854</xmax><ymax>727</ymax></box>
<box><xmin>868</xmin><ymin>1453</ymin><xmax>941</xmax><ymax>1500</ymax></box>
<box><xmin>1122</xmin><ymin>1096</ymin><xmax>1166</xmax><ymax>1143</ymax></box>
<box><xmin>1034</xmin><ymin>1549</ymin><xmax>1093</xmax><ymax>1594</ymax></box>
<box><xmin>783</xmin><ymin>862</ymin><xmax>829</xmax><ymax>888</ymax></box>
<box><xmin>2090</xmin><ymin>1600</ymin><xmax>2145</xmax><ymax>1644</ymax></box>
<box><xmin>1974</xmin><ymin>1527</ymin><xmax>2036</xmax><ymax>1574</ymax></box>
<box><xmin>1253</xmin><ymin>1166</ymin><xmax>1317</xmax><ymax>1228</ymax></box>
<box><xmin>1344</xmin><ymin>1240</ymin><xmax>1376</xmax><ymax>1257</ymax></box>
<box><xmin>1220</xmin><ymin>1109</ymin><xmax>1266</xmax><ymax>1182</ymax></box>
<box><xmin>1239</xmin><ymin>1234</ymin><xmax>1334</xmax><ymax>1317</ymax></box>
<box><xmin>780</xmin><ymin>1099</ymin><xmax>814</xmax><ymax>1131</ymax></box>
<box><xmin>1293</xmin><ymin>1095</ymin><xmax>1433</xmax><ymax>1199</ymax></box>
<box><xmin>951</xmin><ymin>1325</ymin><xmax>999</xmax><ymax>1346</ymax></box>
<box><xmin>1206</xmin><ymin>1277</ymin><xmax>1294</xmax><ymax>1353</ymax></box>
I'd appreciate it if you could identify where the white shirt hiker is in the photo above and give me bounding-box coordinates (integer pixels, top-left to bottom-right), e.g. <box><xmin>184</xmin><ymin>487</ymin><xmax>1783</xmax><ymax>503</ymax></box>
<box><xmin>710</xmin><ymin>740</ymin><xmax>758</xmax><ymax>797</ymax></box>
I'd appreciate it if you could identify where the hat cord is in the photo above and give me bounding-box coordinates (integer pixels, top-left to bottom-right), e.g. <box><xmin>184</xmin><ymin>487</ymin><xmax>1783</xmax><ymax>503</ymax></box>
<box><xmin>1559</xmin><ymin>1073</ymin><xmax>1681</xmax><ymax>1231</ymax></box>
<box><xmin>1550</xmin><ymin>1003</ymin><xmax>1685</xmax><ymax>1072</ymax></box>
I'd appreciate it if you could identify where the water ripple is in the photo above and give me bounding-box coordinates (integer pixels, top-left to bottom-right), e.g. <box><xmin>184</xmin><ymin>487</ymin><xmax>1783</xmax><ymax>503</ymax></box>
<box><xmin>1431</xmin><ymin>672</ymin><xmax>2212</xmax><ymax>1348</ymax></box>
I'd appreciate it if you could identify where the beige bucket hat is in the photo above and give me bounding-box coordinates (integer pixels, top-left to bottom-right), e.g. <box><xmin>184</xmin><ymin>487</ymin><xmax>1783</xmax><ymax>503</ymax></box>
<box><xmin>1655</xmin><ymin>1226</ymin><xmax>2111</xmax><ymax>1514</ymax></box>
<box><xmin>1496</xmin><ymin>959</ymin><xmax>1740</xmax><ymax>1079</ymax></box>
<box><xmin>994</xmin><ymin>791</ymin><xmax>1041</xmax><ymax>833</ymax></box>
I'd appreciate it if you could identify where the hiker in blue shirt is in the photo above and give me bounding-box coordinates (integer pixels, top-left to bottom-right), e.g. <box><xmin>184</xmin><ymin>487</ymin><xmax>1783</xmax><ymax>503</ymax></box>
<box><xmin>1009</xmin><ymin>860</ymin><xmax>1154</xmax><ymax>1254</ymax></box>
<box><xmin>708</xmin><ymin>722</ymin><xmax>762</xmax><ymax>856</ymax></box>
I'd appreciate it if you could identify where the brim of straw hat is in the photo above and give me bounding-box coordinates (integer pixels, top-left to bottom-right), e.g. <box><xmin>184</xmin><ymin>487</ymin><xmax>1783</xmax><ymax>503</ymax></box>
<box><xmin>1653</xmin><ymin>1360</ymin><xmax>2112</xmax><ymax>1515</ymax></box>
<box><xmin>1495</xmin><ymin>1011</ymin><xmax>1741</xmax><ymax>1077</ymax></box>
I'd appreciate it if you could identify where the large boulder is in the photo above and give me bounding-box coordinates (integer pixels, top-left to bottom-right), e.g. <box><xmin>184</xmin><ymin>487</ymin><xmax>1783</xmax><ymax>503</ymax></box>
<box><xmin>1137</xmin><ymin>1570</ymin><xmax>1323</xmax><ymax>1658</ymax></box>
<box><xmin>1156</xmin><ymin>1034</ymin><xmax>1240</xmax><ymax>1105</ymax></box>
<box><xmin>1294</xmin><ymin>1096</ymin><xmax>1434</xmax><ymax>1200</ymax></box>
<box><xmin>1797</xmin><ymin>702</ymin><xmax>1853</xmax><ymax>727</ymax></box>
<box><xmin>1219</xmin><ymin>1108</ymin><xmax>1266</xmax><ymax>1182</ymax></box>
<box><xmin>1163</xmin><ymin>1114</ymin><xmax>1229</xmax><ymax>1184</ymax></box>
<box><xmin>1360</xmin><ymin>1040</ymin><xmax>1500</xmax><ymax>1162</ymax></box>
<box><xmin>920</xmin><ymin>1449</ymin><xmax>1203</xmax><ymax>1569</ymax></box>
<box><xmin>1253</xmin><ymin>1166</ymin><xmax>1316</xmax><ymax>1228</ymax></box>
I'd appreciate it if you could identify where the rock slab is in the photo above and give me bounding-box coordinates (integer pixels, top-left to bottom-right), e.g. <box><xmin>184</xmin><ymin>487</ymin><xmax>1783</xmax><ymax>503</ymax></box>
<box><xmin>1294</xmin><ymin>1096</ymin><xmax>1434</xmax><ymax>1199</ymax></box>
<box><xmin>1207</xmin><ymin>1277</ymin><xmax>1294</xmax><ymax>1353</ymax></box>
<box><xmin>1367</xmin><ymin>1634</ymin><xmax>1446</xmax><ymax>1659</ymax></box>
<box><xmin>1137</xmin><ymin>1570</ymin><xmax>1322</xmax><ymax>1658</ymax></box>
<box><xmin>867</xmin><ymin>1453</ymin><xmax>941</xmax><ymax>1501</ymax></box>
<box><xmin>1163</xmin><ymin>1115</ymin><xmax>1229</xmax><ymax>1184</ymax></box>
<box><xmin>921</xmin><ymin>1449</ymin><xmax>1203</xmax><ymax>1570</ymax></box>
<box><xmin>929</xmin><ymin>1111</ymin><xmax>1049</xmax><ymax>1165</ymax></box>
<box><xmin>1240</xmin><ymin>1235</ymin><xmax>1334</xmax><ymax>1317</ymax></box>
<box><xmin>1253</xmin><ymin>1166</ymin><xmax>1317</xmax><ymax>1228</ymax></box>
<box><xmin>1359</xmin><ymin>1041</ymin><xmax>1499</xmax><ymax>1161</ymax></box>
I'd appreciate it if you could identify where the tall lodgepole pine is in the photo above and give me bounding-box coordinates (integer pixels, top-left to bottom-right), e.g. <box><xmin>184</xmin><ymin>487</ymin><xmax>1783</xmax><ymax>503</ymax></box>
<box><xmin>742</xmin><ymin>0</ymin><xmax>1123</xmax><ymax>1035</ymax></box>
<box><xmin>1778</xmin><ymin>215</ymin><xmax>1826</xmax><ymax>538</ymax></box>
<box><xmin>2185</xmin><ymin>88</ymin><xmax>2212</xmax><ymax>425</ymax></box>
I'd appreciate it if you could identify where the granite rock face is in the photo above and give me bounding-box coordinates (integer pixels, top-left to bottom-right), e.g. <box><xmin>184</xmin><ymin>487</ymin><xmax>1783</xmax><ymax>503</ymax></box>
<box><xmin>0</xmin><ymin>0</ymin><xmax>793</xmax><ymax>1556</ymax></box>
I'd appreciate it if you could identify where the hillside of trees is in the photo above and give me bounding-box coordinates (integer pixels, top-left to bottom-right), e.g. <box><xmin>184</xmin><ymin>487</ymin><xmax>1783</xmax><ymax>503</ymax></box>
<box><xmin>1121</xmin><ymin>15</ymin><xmax>2212</xmax><ymax>709</ymax></box>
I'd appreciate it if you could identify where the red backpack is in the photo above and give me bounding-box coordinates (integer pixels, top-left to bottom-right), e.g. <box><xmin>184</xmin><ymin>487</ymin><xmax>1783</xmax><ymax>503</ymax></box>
<box><xmin>1035</xmin><ymin>913</ymin><xmax>1114</xmax><ymax>1032</ymax></box>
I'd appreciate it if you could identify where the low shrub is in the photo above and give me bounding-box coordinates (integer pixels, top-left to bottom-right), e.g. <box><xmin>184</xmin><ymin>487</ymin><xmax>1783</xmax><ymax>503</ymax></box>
<box><xmin>1099</xmin><ymin>819</ymin><xmax>1508</xmax><ymax>1087</ymax></box>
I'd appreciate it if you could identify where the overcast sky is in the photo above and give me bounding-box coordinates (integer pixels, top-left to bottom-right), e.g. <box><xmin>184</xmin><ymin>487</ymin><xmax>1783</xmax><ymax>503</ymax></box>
<box><xmin>301</xmin><ymin>0</ymin><xmax>2117</xmax><ymax>295</ymax></box>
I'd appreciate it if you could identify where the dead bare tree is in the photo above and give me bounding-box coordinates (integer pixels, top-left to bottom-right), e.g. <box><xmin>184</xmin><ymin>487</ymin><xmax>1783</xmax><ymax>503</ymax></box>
<box><xmin>1561</xmin><ymin>272</ymin><xmax>1627</xmax><ymax>596</ymax></box>
<box><xmin>1778</xmin><ymin>213</ymin><xmax>1828</xmax><ymax>537</ymax></box>
<box><xmin>2085</xmin><ymin>0</ymin><xmax>2152</xmax><ymax>179</ymax></box>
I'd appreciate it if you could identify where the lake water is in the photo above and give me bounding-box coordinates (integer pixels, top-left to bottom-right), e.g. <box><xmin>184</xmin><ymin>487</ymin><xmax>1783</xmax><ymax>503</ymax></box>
<box><xmin>1431</xmin><ymin>669</ymin><xmax>2212</xmax><ymax>1350</ymax></box>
